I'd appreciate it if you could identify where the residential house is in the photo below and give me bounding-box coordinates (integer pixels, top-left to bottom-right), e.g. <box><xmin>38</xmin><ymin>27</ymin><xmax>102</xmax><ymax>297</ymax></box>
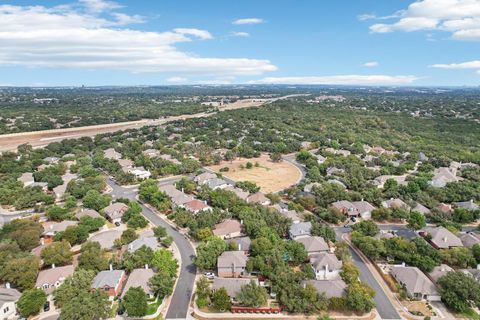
<box><xmin>328</xmin><ymin>179</ymin><xmax>347</xmax><ymax>189</ymax></box>
<box><xmin>296</xmin><ymin>236</ymin><xmax>329</xmax><ymax>255</ymax></box>
<box><xmin>42</xmin><ymin>221</ymin><xmax>78</xmax><ymax>242</ymax></box>
<box><xmin>159</xmin><ymin>154</ymin><xmax>181</xmax><ymax>165</ymax></box>
<box><xmin>435</xmin><ymin>203</ymin><xmax>452</xmax><ymax>214</ymax></box>
<box><xmin>104</xmin><ymin>202</ymin><xmax>129</xmax><ymax>224</ymax></box>
<box><xmin>217</xmin><ymin>251</ymin><xmax>249</xmax><ymax>278</ymax></box>
<box><xmin>118</xmin><ymin>159</ymin><xmax>134</xmax><ymax>170</ymax></box>
<box><xmin>183</xmin><ymin>199</ymin><xmax>212</xmax><ymax>214</ymax></box>
<box><xmin>374</xmin><ymin>175</ymin><xmax>407</xmax><ymax>189</ymax></box>
<box><xmin>212</xmin><ymin>278</ymin><xmax>257</xmax><ymax>301</ymax></box>
<box><xmin>289</xmin><ymin>221</ymin><xmax>312</xmax><ymax>240</ymax></box>
<box><xmin>272</xmin><ymin>204</ymin><xmax>301</xmax><ymax>224</ymax></box>
<box><xmin>127</xmin><ymin>236</ymin><xmax>160</xmax><ymax>253</ymax></box>
<box><xmin>36</xmin><ymin>265</ymin><xmax>75</xmax><ymax>294</ymax></box>
<box><xmin>430</xmin><ymin>167</ymin><xmax>462</xmax><ymax>188</ymax></box>
<box><xmin>205</xmin><ymin>178</ymin><xmax>229</xmax><ymax>190</ymax></box>
<box><xmin>158</xmin><ymin>184</ymin><xmax>194</xmax><ymax>207</ymax></box>
<box><xmin>0</xmin><ymin>286</ymin><xmax>21</xmax><ymax>319</ymax></box>
<box><xmin>213</xmin><ymin>219</ymin><xmax>242</xmax><ymax>240</ymax></box>
<box><xmin>121</xmin><ymin>267</ymin><xmax>155</xmax><ymax>299</ymax></box>
<box><xmin>246</xmin><ymin>192</ymin><xmax>271</xmax><ymax>206</ymax></box>
<box><xmin>460</xmin><ymin>232</ymin><xmax>480</xmax><ymax>248</ymax></box>
<box><xmin>104</xmin><ymin>148</ymin><xmax>122</xmax><ymax>160</ymax></box>
<box><xmin>223</xmin><ymin>186</ymin><xmax>249</xmax><ymax>201</ymax></box>
<box><xmin>330</xmin><ymin>200</ymin><xmax>359</xmax><ymax>217</ymax></box>
<box><xmin>382</xmin><ymin>198</ymin><xmax>410</xmax><ymax>211</ymax></box>
<box><xmin>413</xmin><ymin>203</ymin><xmax>431</xmax><ymax>215</ymax></box>
<box><xmin>454</xmin><ymin>200</ymin><xmax>479</xmax><ymax>212</ymax></box>
<box><xmin>391</xmin><ymin>265</ymin><xmax>441</xmax><ymax>301</ymax></box>
<box><xmin>326</xmin><ymin>167</ymin><xmax>344</xmax><ymax>176</ymax></box>
<box><xmin>17</xmin><ymin>172</ymin><xmax>34</xmax><ymax>187</ymax></box>
<box><xmin>351</xmin><ymin>200</ymin><xmax>376</xmax><ymax>219</ymax></box>
<box><xmin>310</xmin><ymin>253</ymin><xmax>343</xmax><ymax>280</ymax></box>
<box><xmin>462</xmin><ymin>267</ymin><xmax>480</xmax><ymax>283</ymax></box>
<box><xmin>420</xmin><ymin>227</ymin><xmax>463</xmax><ymax>249</ymax></box>
<box><xmin>75</xmin><ymin>208</ymin><xmax>102</xmax><ymax>220</ymax></box>
<box><xmin>52</xmin><ymin>173</ymin><xmax>78</xmax><ymax>200</ymax></box>
<box><xmin>429</xmin><ymin>264</ymin><xmax>454</xmax><ymax>283</ymax></box>
<box><xmin>194</xmin><ymin>172</ymin><xmax>217</xmax><ymax>185</ymax></box>
<box><xmin>128</xmin><ymin>167</ymin><xmax>151</xmax><ymax>180</ymax></box>
<box><xmin>142</xmin><ymin>149</ymin><xmax>161</xmax><ymax>158</ymax></box>
<box><xmin>304</xmin><ymin>182</ymin><xmax>321</xmax><ymax>193</ymax></box>
<box><xmin>226</xmin><ymin>237</ymin><xmax>252</xmax><ymax>252</ymax></box>
<box><xmin>43</xmin><ymin>156</ymin><xmax>59</xmax><ymax>164</ymax></box>
<box><xmin>302</xmin><ymin>279</ymin><xmax>347</xmax><ymax>298</ymax></box>
<box><xmin>92</xmin><ymin>269</ymin><xmax>127</xmax><ymax>297</ymax></box>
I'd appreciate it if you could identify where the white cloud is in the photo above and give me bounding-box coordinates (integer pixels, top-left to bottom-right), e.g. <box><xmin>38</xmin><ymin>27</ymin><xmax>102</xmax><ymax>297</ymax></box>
<box><xmin>232</xmin><ymin>18</ymin><xmax>264</xmax><ymax>25</ymax></box>
<box><xmin>365</xmin><ymin>0</ymin><xmax>480</xmax><ymax>41</ymax></box>
<box><xmin>430</xmin><ymin>60</ymin><xmax>480</xmax><ymax>69</ymax></box>
<box><xmin>166</xmin><ymin>76</ymin><xmax>187</xmax><ymax>83</ymax></box>
<box><xmin>0</xmin><ymin>3</ymin><xmax>277</xmax><ymax>76</ymax></box>
<box><xmin>173</xmin><ymin>28</ymin><xmax>213</xmax><ymax>40</ymax></box>
<box><xmin>79</xmin><ymin>0</ymin><xmax>122</xmax><ymax>13</ymax></box>
<box><xmin>363</xmin><ymin>61</ymin><xmax>379</xmax><ymax>67</ymax></box>
<box><xmin>231</xmin><ymin>31</ymin><xmax>250</xmax><ymax>37</ymax></box>
<box><xmin>249</xmin><ymin>75</ymin><xmax>419</xmax><ymax>85</ymax></box>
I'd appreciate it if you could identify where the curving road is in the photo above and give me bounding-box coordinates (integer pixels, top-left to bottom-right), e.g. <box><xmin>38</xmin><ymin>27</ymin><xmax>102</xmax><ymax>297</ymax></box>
<box><xmin>106</xmin><ymin>178</ymin><xmax>196</xmax><ymax>319</ymax></box>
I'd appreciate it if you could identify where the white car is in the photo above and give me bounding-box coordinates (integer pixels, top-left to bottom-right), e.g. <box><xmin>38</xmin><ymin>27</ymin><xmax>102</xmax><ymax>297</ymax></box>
<box><xmin>204</xmin><ymin>272</ymin><xmax>215</xmax><ymax>279</ymax></box>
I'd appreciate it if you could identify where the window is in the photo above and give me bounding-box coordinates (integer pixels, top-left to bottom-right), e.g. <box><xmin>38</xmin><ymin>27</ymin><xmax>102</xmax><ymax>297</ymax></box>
<box><xmin>3</xmin><ymin>306</ymin><xmax>9</xmax><ymax>313</ymax></box>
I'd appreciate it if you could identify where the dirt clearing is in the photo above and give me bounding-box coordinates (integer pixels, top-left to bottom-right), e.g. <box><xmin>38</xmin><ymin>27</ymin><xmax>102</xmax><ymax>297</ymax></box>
<box><xmin>207</xmin><ymin>154</ymin><xmax>302</xmax><ymax>193</ymax></box>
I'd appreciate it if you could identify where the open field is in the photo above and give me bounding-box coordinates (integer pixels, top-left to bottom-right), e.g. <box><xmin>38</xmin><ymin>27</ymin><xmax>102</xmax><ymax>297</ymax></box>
<box><xmin>207</xmin><ymin>154</ymin><xmax>302</xmax><ymax>193</ymax></box>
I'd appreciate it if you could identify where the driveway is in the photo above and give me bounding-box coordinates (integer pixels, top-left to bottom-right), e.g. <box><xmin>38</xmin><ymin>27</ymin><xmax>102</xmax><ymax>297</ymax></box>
<box><xmin>106</xmin><ymin>178</ymin><xmax>196</xmax><ymax>319</ymax></box>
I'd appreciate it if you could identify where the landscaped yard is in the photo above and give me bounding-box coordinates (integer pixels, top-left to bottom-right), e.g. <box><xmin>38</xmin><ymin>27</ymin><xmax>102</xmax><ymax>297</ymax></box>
<box><xmin>208</xmin><ymin>154</ymin><xmax>302</xmax><ymax>193</ymax></box>
<box><xmin>401</xmin><ymin>300</ymin><xmax>435</xmax><ymax>317</ymax></box>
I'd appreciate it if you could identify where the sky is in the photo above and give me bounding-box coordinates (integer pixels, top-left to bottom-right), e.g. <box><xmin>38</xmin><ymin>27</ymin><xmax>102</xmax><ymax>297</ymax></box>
<box><xmin>1</xmin><ymin>0</ymin><xmax>480</xmax><ymax>86</ymax></box>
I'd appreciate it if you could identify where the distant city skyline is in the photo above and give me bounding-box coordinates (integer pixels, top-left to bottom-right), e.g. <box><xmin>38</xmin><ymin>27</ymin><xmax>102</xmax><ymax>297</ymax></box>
<box><xmin>1</xmin><ymin>0</ymin><xmax>479</xmax><ymax>86</ymax></box>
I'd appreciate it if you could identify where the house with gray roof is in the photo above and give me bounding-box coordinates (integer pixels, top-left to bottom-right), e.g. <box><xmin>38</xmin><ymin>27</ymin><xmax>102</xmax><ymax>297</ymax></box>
<box><xmin>158</xmin><ymin>184</ymin><xmax>194</xmax><ymax>207</ymax></box>
<box><xmin>351</xmin><ymin>200</ymin><xmax>376</xmax><ymax>219</ymax></box>
<box><xmin>303</xmin><ymin>279</ymin><xmax>347</xmax><ymax>298</ymax></box>
<box><xmin>121</xmin><ymin>267</ymin><xmax>155</xmax><ymax>298</ymax></box>
<box><xmin>217</xmin><ymin>251</ymin><xmax>249</xmax><ymax>278</ymax></box>
<box><xmin>17</xmin><ymin>172</ymin><xmax>34</xmax><ymax>187</ymax></box>
<box><xmin>460</xmin><ymin>232</ymin><xmax>480</xmax><ymax>248</ymax></box>
<box><xmin>413</xmin><ymin>203</ymin><xmax>431</xmax><ymax>215</ymax></box>
<box><xmin>382</xmin><ymin>198</ymin><xmax>410</xmax><ymax>211</ymax></box>
<box><xmin>246</xmin><ymin>192</ymin><xmax>271</xmax><ymax>206</ymax></box>
<box><xmin>194</xmin><ymin>172</ymin><xmax>217</xmax><ymax>185</ymax></box>
<box><xmin>391</xmin><ymin>265</ymin><xmax>440</xmax><ymax>301</ymax></box>
<box><xmin>454</xmin><ymin>200</ymin><xmax>479</xmax><ymax>211</ymax></box>
<box><xmin>309</xmin><ymin>252</ymin><xmax>343</xmax><ymax>280</ymax></box>
<box><xmin>430</xmin><ymin>167</ymin><xmax>462</xmax><ymax>188</ymax></box>
<box><xmin>75</xmin><ymin>208</ymin><xmax>102</xmax><ymax>220</ymax></box>
<box><xmin>92</xmin><ymin>269</ymin><xmax>126</xmax><ymax>297</ymax></box>
<box><xmin>420</xmin><ymin>227</ymin><xmax>463</xmax><ymax>249</ymax></box>
<box><xmin>104</xmin><ymin>148</ymin><xmax>122</xmax><ymax>160</ymax></box>
<box><xmin>272</xmin><ymin>204</ymin><xmax>301</xmax><ymax>224</ymax></box>
<box><xmin>289</xmin><ymin>221</ymin><xmax>312</xmax><ymax>240</ymax></box>
<box><xmin>296</xmin><ymin>236</ymin><xmax>329</xmax><ymax>255</ymax></box>
<box><xmin>429</xmin><ymin>264</ymin><xmax>454</xmax><ymax>283</ymax></box>
<box><xmin>205</xmin><ymin>178</ymin><xmax>229</xmax><ymax>190</ymax></box>
<box><xmin>212</xmin><ymin>278</ymin><xmax>257</xmax><ymax>300</ymax></box>
<box><xmin>104</xmin><ymin>202</ymin><xmax>129</xmax><ymax>224</ymax></box>
<box><xmin>223</xmin><ymin>186</ymin><xmax>249</xmax><ymax>201</ymax></box>
<box><xmin>226</xmin><ymin>236</ymin><xmax>252</xmax><ymax>252</ymax></box>
<box><xmin>0</xmin><ymin>286</ymin><xmax>21</xmax><ymax>319</ymax></box>
<box><xmin>213</xmin><ymin>219</ymin><xmax>242</xmax><ymax>240</ymax></box>
<box><xmin>127</xmin><ymin>236</ymin><xmax>160</xmax><ymax>253</ymax></box>
<box><xmin>36</xmin><ymin>265</ymin><xmax>75</xmax><ymax>294</ymax></box>
<box><xmin>42</xmin><ymin>221</ymin><xmax>78</xmax><ymax>239</ymax></box>
<box><xmin>462</xmin><ymin>268</ymin><xmax>480</xmax><ymax>283</ymax></box>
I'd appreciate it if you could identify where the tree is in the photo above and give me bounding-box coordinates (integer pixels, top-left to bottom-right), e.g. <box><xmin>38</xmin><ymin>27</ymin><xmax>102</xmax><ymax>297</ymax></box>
<box><xmin>437</xmin><ymin>271</ymin><xmax>480</xmax><ymax>313</ymax></box>
<box><xmin>149</xmin><ymin>271</ymin><xmax>175</xmax><ymax>298</ymax></box>
<box><xmin>212</xmin><ymin>287</ymin><xmax>231</xmax><ymax>311</ymax></box>
<box><xmin>334</xmin><ymin>241</ymin><xmax>351</xmax><ymax>261</ymax></box>
<box><xmin>195</xmin><ymin>276</ymin><xmax>211</xmax><ymax>308</ymax></box>
<box><xmin>153</xmin><ymin>226</ymin><xmax>167</xmax><ymax>239</ymax></box>
<box><xmin>472</xmin><ymin>243</ymin><xmax>480</xmax><ymax>263</ymax></box>
<box><xmin>82</xmin><ymin>190</ymin><xmax>111</xmax><ymax>211</ymax></box>
<box><xmin>151</xmin><ymin>249</ymin><xmax>178</xmax><ymax>278</ymax></box>
<box><xmin>17</xmin><ymin>288</ymin><xmax>47</xmax><ymax>317</ymax></box>
<box><xmin>0</xmin><ymin>256</ymin><xmax>40</xmax><ymax>290</ymax></box>
<box><xmin>194</xmin><ymin>237</ymin><xmax>226</xmax><ymax>270</ymax></box>
<box><xmin>235</xmin><ymin>181</ymin><xmax>260</xmax><ymax>193</ymax></box>
<box><xmin>127</xmin><ymin>214</ymin><xmax>148</xmax><ymax>229</ymax></box>
<box><xmin>407</xmin><ymin>211</ymin><xmax>426</xmax><ymax>230</ymax></box>
<box><xmin>237</xmin><ymin>280</ymin><xmax>268</xmax><ymax>307</ymax></box>
<box><xmin>41</xmin><ymin>241</ymin><xmax>73</xmax><ymax>267</ymax></box>
<box><xmin>439</xmin><ymin>247</ymin><xmax>476</xmax><ymax>269</ymax></box>
<box><xmin>341</xmin><ymin>261</ymin><xmax>360</xmax><ymax>284</ymax></box>
<box><xmin>270</xmin><ymin>152</ymin><xmax>282</xmax><ymax>162</ymax></box>
<box><xmin>115</xmin><ymin>228</ymin><xmax>138</xmax><ymax>246</ymax></box>
<box><xmin>311</xmin><ymin>222</ymin><xmax>336</xmax><ymax>242</ymax></box>
<box><xmin>54</xmin><ymin>269</ymin><xmax>109</xmax><ymax>320</ymax></box>
<box><xmin>351</xmin><ymin>220</ymin><xmax>379</xmax><ymax>237</ymax></box>
<box><xmin>46</xmin><ymin>205</ymin><xmax>71</xmax><ymax>221</ymax></box>
<box><xmin>0</xmin><ymin>219</ymin><xmax>44</xmax><ymax>251</ymax></box>
<box><xmin>122</xmin><ymin>246</ymin><xmax>154</xmax><ymax>272</ymax></box>
<box><xmin>346</xmin><ymin>282</ymin><xmax>375</xmax><ymax>313</ymax></box>
<box><xmin>78</xmin><ymin>241</ymin><xmax>109</xmax><ymax>272</ymax></box>
<box><xmin>285</xmin><ymin>240</ymin><xmax>308</xmax><ymax>264</ymax></box>
<box><xmin>122</xmin><ymin>287</ymin><xmax>148</xmax><ymax>317</ymax></box>
<box><xmin>352</xmin><ymin>234</ymin><xmax>385</xmax><ymax>261</ymax></box>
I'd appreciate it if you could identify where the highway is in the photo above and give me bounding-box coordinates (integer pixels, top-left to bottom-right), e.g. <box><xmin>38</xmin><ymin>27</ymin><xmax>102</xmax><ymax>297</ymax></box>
<box><xmin>106</xmin><ymin>178</ymin><xmax>196</xmax><ymax>320</ymax></box>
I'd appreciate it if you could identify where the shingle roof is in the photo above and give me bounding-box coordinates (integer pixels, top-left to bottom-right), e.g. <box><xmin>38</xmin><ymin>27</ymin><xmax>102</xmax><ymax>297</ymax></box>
<box><xmin>421</xmin><ymin>227</ymin><xmax>463</xmax><ymax>248</ymax></box>
<box><xmin>92</xmin><ymin>270</ymin><xmax>125</xmax><ymax>289</ymax></box>
<box><xmin>226</xmin><ymin>237</ymin><xmax>252</xmax><ymax>252</ymax></box>
<box><xmin>454</xmin><ymin>200</ymin><xmax>479</xmax><ymax>211</ymax></box>
<box><xmin>429</xmin><ymin>264</ymin><xmax>454</xmax><ymax>283</ymax></box>
<box><xmin>127</xmin><ymin>237</ymin><xmax>160</xmax><ymax>253</ymax></box>
<box><xmin>0</xmin><ymin>288</ymin><xmax>21</xmax><ymax>304</ymax></box>
<box><xmin>289</xmin><ymin>221</ymin><xmax>312</xmax><ymax>238</ymax></box>
<box><xmin>309</xmin><ymin>253</ymin><xmax>342</xmax><ymax>271</ymax></box>
<box><xmin>184</xmin><ymin>199</ymin><xmax>210</xmax><ymax>212</ymax></box>
<box><xmin>217</xmin><ymin>251</ymin><xmax>248</xmax><ymax>269</ymax></box>
<box><xmin>36</xmin><ymin>265</ymin><xmax>74</xmax><ymax>293</ymax></box>
<box><xmin>296</xmin><ymin>236</ymin><xmax>329</xmax><ymax>253</ymax></box>
<box><xmin>104</xmin><ymin>202</ymin><xmax>128</xmax><ymax>220</ymax></box>
<box><xmin>75</xmin><ymin>209</ymin><xmax>102</xmax><ymax>220</ymax></box>
<box><xmin>121</xmin><ymin>268</ymin><xmax>154</xmax><ymax>297</ymax></box>
<box><xmin>391</xmin><ymin>266</ymin><xmax>438</xmax><ymax>296</ymax></box>
<box><xmin>213</xmin><ymin>219</ymin><xmax>241</xmax><ymax>237</ymax></box>
<box><xmin>303</xmin><ymin>279</ymin><xmax>346</xmax><ymax>298</ymax></box>
<box><xmin>460</xmin><ymin>233</ymin><xmax>480</xmax><ymax>248</ymax></box>
<box><xmin>42</xmin><ymin>221</ymin><xmax>78</xmax><ymax>235</ymax></box>
<box><xmin>212</xmin><ymin>278</ymin><xmax>257</xmax><ymax>297</ymax></box>
<box><xmin>247</xmin><ymin>192</ymin><xmax>270</xmax><ymax>205</ymax></box>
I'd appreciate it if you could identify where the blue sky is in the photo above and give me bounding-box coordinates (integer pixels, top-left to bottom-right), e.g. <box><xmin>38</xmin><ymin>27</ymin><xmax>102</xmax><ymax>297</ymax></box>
<box><xmin>1</xmin><ymin>0</ymin><xmax>479</xmax><ymax>86</ymax></box>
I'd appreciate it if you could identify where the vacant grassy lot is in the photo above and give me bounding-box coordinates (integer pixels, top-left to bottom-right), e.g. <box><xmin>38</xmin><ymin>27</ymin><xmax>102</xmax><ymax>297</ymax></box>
<box><xmin>208</xmin><ymin>154</ymin><xmax>301</xmax><ymax>193</ymax></box>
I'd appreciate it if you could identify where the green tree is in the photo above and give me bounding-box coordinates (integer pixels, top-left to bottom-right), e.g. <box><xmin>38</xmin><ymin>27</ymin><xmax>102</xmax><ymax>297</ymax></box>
<box><xmin>472</xmin><ymin>243</ymin><xmax>480</xmax><ymax>263</ymax></box>
<box><xmin>352</xmin><ymin>220</ymin><xmax>379</xmax><ymax>237</ymax></box>
<box><xmin>0</xmin><ymin>256</ymin><xmax>39</xmax><ymax>290</ymax></box>
<box><xmin>194</xmin><ymin>237</ymin><xmax>227</xmax><ymax>270</ymax></box>
<box><xmin>346</xmin><ymin>282</ymin><xmax>375</xmax><ymax>313</ymax></box>
<box><xmin>151</xmin><ymin>249</ymin><xmax>178</xmax><ymax>278</ymax></box>
<box><xmin>439</xmin><ymin>247</ymin><xmax>476</xmax><ymax>269</ymax></box>
<box><xmin>17</xmin><ymin>288</ymin><xmax>47</xmax><ymax>317</ymax></box>
<box><xmin>46</xmin><ymin>205</ymin><xmax>71</xmax><ymax>221</ymax></box>
<box><xmin>115</xmin><ymin>228</ymin><xmax>138</xmax><ymax>246</ymax></box>
<box><xmin>153</xmin><ymin>226</ymin><xmax>167</xmax><ymax>239</ymax></box>
<box><xmin>41</xmin><ymin>241</ymin><xmax>73</xmax><ymax>267</ymax></box>
<box><xmin>407</xmin><ymin>211</ymin><xmax>426</xmax><ymax>230</ymax></box>
<box><xmin>341</xmin><ymin>261</ymin><xmax>360</xmax><ymax>284</ymax></box>
<box><xmin>437</xmin><ymin>271</ymin><xmax>480</xmax><ymax>313</ymax></box>
<box><xmin>195</xmin><ymin>276</ymin><xmax>211</xmax><ymax>308</ymax></box>
<box><xmin>54</xmin><ymin>269</ymin><xmax>110</xmax><ymax>320</ymax></box>
<box><xmin>270</xmin><ymin>152</ymin><xmax>282</xmax><ymax>162</ymax></box>
<box><xmin>82</xmin><ymin>190</ymin><xmax>111</xmax><ymax>211</ymax></box>
<box><xmin>212</xmin><ymin>287</ymin><xmax>231</xmax><ymax>311</ymax></box>
<box><xmin>78</xmin><ymin>241</ymin><xmax>109</xmax><ymax>272</ymax></box>
<box><xmin>236</xmin><ymin>280</ymin><xmax>268</xmax><ymax>307</ymax></box>
<box><xmin>149</xmin><ymin>271</ymin><xmax>175</xmax><ymax>298</ymax></box>
<box><xmin>122</xmin><ymin>287</ymin><xmax>148</xmax><ymax>317</ymax></box>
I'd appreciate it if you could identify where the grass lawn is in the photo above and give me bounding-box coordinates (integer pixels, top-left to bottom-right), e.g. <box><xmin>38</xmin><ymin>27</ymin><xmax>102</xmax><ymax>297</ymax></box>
<box><xmin>460</xmin><ymin>308</ymin><xmax>480</xmax><ymax>320</ymax></box>
<box><xmin>146</xmin><ymin>298</ymin><xmax>162</xmax><ymax>315</ymax></box>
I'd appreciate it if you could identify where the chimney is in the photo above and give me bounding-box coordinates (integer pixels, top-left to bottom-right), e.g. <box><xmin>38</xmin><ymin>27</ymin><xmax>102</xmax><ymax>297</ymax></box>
<box><xmin>477</xmin><ymin>264</ymin><xmax>480</xmax><ymax>270</ymax></box>
<box><xmin>5</xmin><ymin>282</ymin><xmax>10</xmax><ymax>289</ymax></box>
<box><xmin>401</xmin><ymin>262</ymin><xmax>405</xmax><ymax>267</ymax></box>
<box><xmin>52</xmin><ymin>263</ymin><xmax>56</xmax><ymax>269</ymax></box>
<box><xmin>443</xmin><ymin>237</ymin><xmax>447</xmax><ymax>242</ymax></box>
<box><xmin>361</xmin><ymin>198</ymin><xmax>364</xmax><ymax>202</ymax></box>
<box><xmin>40</xmin><ymin>238</ymin><xmax>45</xmax><ymax>245</ymax></box>
<box><xmin>240</xmin><ymin>219</ymin><xmax>243</xmax><ymax>225</ymax></box>
<box><xmin>238</xmin><ymin>243</ymin><xmax>242</xmax><ymax>251</ymax></box>
<box><xmin>109</xmin><ymin>264</ymin><xmax>113</xmax><ymax>271</ymax></box>
<box><xmin>145</xmin><ymin>264</ymin><xmax>149</xmax><ymax>269</ymax></box>
<box><xmin>181</xmin><ymin>188</ymin><xmax>184</xmax><ymax>193</ymax></box>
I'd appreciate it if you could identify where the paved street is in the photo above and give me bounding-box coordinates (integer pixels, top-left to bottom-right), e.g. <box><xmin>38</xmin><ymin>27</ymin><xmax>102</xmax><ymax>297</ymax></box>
<box><xmin>106</xmin><ymin>178</ymin><xmax>196</xmax><ymax>320</ymax></box>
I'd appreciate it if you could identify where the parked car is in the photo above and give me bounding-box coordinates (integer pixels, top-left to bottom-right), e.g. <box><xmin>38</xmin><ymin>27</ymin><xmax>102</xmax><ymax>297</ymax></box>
<box><xmin>43</xmin><ymin>301</ymin><xmax>50</xmax><ymax>312</ymax></box>
<box><xmin>204</xmin><ymin>272</ymin><xmax>215</xmax><ymax>279</ymax></box>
